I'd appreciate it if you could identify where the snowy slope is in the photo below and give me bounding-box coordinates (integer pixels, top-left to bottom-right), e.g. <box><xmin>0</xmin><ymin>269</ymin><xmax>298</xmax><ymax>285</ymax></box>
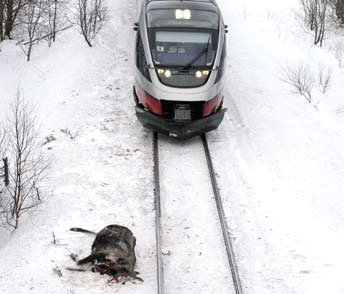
<box><xmin>0</xmin><ymin>1</ymin><xmax>157</xmax><ymax>293</ymax></box>
<box><xmin>1</xmin><ymin>0</ymin><xmax>344</xmax><ymax>293</ymax></box>
<box><xmin>212</xmin><ymin>0</ymin><xmax>344</xmax><ymax>293</ymax></box>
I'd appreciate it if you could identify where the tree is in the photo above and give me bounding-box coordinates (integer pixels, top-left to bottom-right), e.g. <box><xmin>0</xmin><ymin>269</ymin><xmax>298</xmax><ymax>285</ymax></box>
<box><xmin>21</xmin><ymin>0</ymin><xmax>45</xmax><ymax>61</ymax></box>
<box><xmin>3</xmin><ymin>0</ymin><xmax>27</xmax><ymax>39</ymax></box>
<box><xmin>335</xmin><ymin>0</ymin><xmax>344</xmax><ymax>23</ymax></box>
<box><xmin>300</xmin><ymin>0</ymin><xmax>329</xmax><ymax>46</ymax></box>
<box><xmin>46</xmin><ymin>0</ymin><xmax>58</xmax><ymax>44</ymax></box>
<box><xmin>0</xmin><ymin>0</ymin><xmax>4</xmax><ymax>41</ymax></box>
<box><xmin>75</xmin><ymin>0</ymin><xmax>107</xmax><ymax>47</ymax></box>
<box><xmin>5</xmin><ymin>0</ymin><xmax>14</xmax><ymax>38</ymax></box>
<box><xmin>0</xmin><ymin>93</ymin><xmax>49</xmax><ymax>230</ymax></box>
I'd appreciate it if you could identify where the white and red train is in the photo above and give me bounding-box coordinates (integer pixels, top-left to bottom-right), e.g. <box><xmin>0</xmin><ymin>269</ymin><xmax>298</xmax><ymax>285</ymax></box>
<box><xmin>134</xmin><ymin>0</ymin><xmax>227</xmax><ymax>139</ymax></box>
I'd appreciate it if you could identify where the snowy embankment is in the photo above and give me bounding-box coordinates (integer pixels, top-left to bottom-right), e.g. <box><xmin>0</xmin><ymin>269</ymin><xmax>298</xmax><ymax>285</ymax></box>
<box><xmin>212</xmin><ymin>0</ymin><xmax>344</xmax><ymax>293</ymax></box>
<box><xmin>0</xmin><ymin>0</ymin><xmax>344</xmax><ymax>294</ymax></box>
<box><xmin>0</xmin><ymin>1</ymin><xmax>157</xmax><ymax>293</ymax></box>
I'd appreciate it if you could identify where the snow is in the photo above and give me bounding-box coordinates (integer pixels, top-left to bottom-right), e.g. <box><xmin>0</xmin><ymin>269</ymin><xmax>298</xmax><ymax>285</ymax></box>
<box><xmin>1</xmin><ymin>0</ymin><xmax>344</xmax><ymax>293</ymax></box>
<box><xmin>158</xmin><ymin>137</ymin><xmax>234</xmax><ymax>294</ymax></box>
<box><xmin>212</xmin><ymin>0</ymin><xmax>344</xmax><ymax>293</ymax></box>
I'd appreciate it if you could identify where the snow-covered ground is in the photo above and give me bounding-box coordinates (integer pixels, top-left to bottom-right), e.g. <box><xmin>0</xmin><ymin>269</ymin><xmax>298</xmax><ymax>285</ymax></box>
<box><xmin>1</xmin><ymin>0</ymin><xmax>344</xmax><ymax>293</ymax></box>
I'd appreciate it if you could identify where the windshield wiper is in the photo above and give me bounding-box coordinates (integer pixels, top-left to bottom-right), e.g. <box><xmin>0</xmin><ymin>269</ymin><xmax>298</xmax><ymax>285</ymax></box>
<box><xmin>183</xmin><ymin>36</ymin><xmax>211</xmax><ymax>69</ymax></box>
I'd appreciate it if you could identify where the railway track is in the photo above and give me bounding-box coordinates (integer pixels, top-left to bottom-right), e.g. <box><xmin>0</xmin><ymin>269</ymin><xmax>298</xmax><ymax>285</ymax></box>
<box><xmin>152</xmin><ymin>132</ymin><xmax>243</xmax><ymax>294</ymax></box>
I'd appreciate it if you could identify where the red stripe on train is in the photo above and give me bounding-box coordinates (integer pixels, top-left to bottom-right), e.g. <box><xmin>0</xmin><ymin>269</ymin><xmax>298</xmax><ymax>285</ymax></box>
<box><xmin>135</xmin><ymin>84</ymin><xmax>163</xmax><ymax>115</ymax></box>
<box><xmin>203</xmin><ymin>96</ymin><xmax>222</xmax><ymax>117</ymax></box>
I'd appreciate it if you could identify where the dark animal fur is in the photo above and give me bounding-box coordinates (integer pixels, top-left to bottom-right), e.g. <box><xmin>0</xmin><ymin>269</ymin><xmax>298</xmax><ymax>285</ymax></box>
<box><xmin>70</xmin><ymin>225</ymin><xmax>141</xmax><ymax>282</ymax></box>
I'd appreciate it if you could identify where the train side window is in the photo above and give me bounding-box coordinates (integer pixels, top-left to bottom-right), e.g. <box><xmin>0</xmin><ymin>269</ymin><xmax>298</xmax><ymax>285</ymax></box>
<box><xmin>215</xmin><ymin>36</ymin><xmax>226</xmax><ymax>84</ymax></box>
<box><xmin>136</xmin><ymin>31</ymin><xmax>152</xmax><ymax>82</ymax></box>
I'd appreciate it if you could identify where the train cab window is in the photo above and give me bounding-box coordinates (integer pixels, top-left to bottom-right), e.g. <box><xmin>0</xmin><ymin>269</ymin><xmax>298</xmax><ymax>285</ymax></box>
<box><xmin>151</xmin><ymin>31</ymin><xmax>216</xmax><ymax>67</ymax></box>
<box><xmin>136</xmin><ymin>31</ymin><xmax>152</xmax><ymax>82</ymax></box>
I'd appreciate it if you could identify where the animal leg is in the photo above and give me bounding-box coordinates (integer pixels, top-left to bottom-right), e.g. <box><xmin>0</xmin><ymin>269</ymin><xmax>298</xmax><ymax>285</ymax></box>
<box><xmin>77</xmin><ymin>253</ymin><xmax>99</xmax><ymax>265</ymax></box>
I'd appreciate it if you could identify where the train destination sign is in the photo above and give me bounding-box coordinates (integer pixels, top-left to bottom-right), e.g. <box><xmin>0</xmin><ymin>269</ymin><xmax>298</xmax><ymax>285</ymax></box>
<box><xmin>148</xmin><ymin>9</ymin><xmax>219</xmax><ymax>30</ymax></box>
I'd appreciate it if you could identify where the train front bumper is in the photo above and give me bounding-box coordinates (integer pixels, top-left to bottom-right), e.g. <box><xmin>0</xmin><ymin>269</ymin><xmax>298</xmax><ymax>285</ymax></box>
<box><xmin>135</xmin><ymin>107</ymin><xmax>226</xmax><ymax>140</ymax></box>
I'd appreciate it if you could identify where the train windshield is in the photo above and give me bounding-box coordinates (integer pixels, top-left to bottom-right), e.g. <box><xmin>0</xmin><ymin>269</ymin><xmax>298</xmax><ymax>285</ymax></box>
<box><xmin>147</xmin><ymin>9</ymin><xmax>219</xmax><ymax>68</ymax></box>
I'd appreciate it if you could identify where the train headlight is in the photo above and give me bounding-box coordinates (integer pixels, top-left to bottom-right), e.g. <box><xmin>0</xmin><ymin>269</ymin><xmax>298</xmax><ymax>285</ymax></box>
<box><xmin>202</xmin><ymin>70</ymin><xmax>210</xmax><ymax>76</ymax></box>
<box><xmin>195</xmin><ymin>71</ymin><xmax>203</xmax><ymax>78</ymax></box>
<box><xmin>157</xmin><ymin>69</ymin><xmax>165</xmax><ymax>75</ymax></box>
<box><xmin>175</xmin><ymin>9</ymin><xmax>191</xmax><ymax>20</ymax></box>
<box><xmin>164</xmin><ymin>69</ymin><xmax>172</xmax><ymax>78</ymax></box>
<box><xmin>183</xmin><ymin>9</ymin><xmax>191</xmax><ymax>20</ymax></box>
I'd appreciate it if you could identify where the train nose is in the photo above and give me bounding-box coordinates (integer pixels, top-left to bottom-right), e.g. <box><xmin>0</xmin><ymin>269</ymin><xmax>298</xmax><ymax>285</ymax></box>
<box><xmin>135</xmin><ymin>106</ymin><xmax>226</xmax><ymax>140</ymax></box>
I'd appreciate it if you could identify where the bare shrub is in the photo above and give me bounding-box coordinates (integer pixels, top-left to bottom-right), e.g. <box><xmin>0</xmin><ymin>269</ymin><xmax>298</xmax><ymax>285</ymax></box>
<box><xmin>74</xmin><ymin>0</ymin><xmax>108</xmax><ymax>47</ymax></box>
<box><xmin>0</xmin><ymin>93</ymin><xmax>49</xmax><ymax>230</ymax></box>
<box><xmin>317</xmin><ymin>64</ymin><xmax>333</xmax><ymax>93</ymax></box>
<box><xmin>279</xmin><ymin>63</ymin><xmax>315</xmax><ymax>104</ymax></box>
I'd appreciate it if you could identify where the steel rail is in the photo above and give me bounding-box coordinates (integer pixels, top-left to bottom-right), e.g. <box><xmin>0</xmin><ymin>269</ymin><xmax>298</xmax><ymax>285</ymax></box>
<box><xmin>153</xmin><ymin>132</ymin><xmax>164</xmax><ymax>294</ymax></box>
<box><xmin>201</xmin><ymin>133</ymin><xmax>243</xmax><ymax>294</ymax></box>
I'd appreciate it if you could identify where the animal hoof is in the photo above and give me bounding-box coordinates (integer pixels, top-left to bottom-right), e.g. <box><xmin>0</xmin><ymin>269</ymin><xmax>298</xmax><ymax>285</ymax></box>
<box><xmin>107</xmin><ymin>278</ymin><xmax>119</xmax><ymax>285</ymax></box>
<box><xmin>70</xmin><ymin>254</ymin><xmax>78</xmax><ymax>262</ymax></box>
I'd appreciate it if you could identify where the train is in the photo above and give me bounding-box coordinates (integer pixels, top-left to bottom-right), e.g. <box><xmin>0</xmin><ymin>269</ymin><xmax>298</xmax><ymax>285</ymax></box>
<box><xmin>134</xmin><ymin>0</ymin><xmax>227</xmax><ymax>139</ymax></box>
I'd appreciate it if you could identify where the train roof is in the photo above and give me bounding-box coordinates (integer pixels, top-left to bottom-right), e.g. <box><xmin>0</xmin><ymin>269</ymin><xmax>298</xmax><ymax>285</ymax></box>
<box><xmin>145</xmin><ymin>0</ymin><xmax>220</xmax><ymax>13</ymax></box>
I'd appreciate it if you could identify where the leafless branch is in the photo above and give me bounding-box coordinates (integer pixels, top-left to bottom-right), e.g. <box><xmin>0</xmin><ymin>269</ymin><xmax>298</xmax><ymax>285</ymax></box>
<box><xmin>317</xmin><ymin>64</ymin><xmax>333</xmax><ymax>93</ymax></box>
<box><xmin>21</xmin><ymin>24</ymin><xmax>72</xmax><ymax>45</ymax></box>
<box><xmin>279</xmin><ymin>63</ymin><xmax>315</xmax><ymax>104</ymax></box>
